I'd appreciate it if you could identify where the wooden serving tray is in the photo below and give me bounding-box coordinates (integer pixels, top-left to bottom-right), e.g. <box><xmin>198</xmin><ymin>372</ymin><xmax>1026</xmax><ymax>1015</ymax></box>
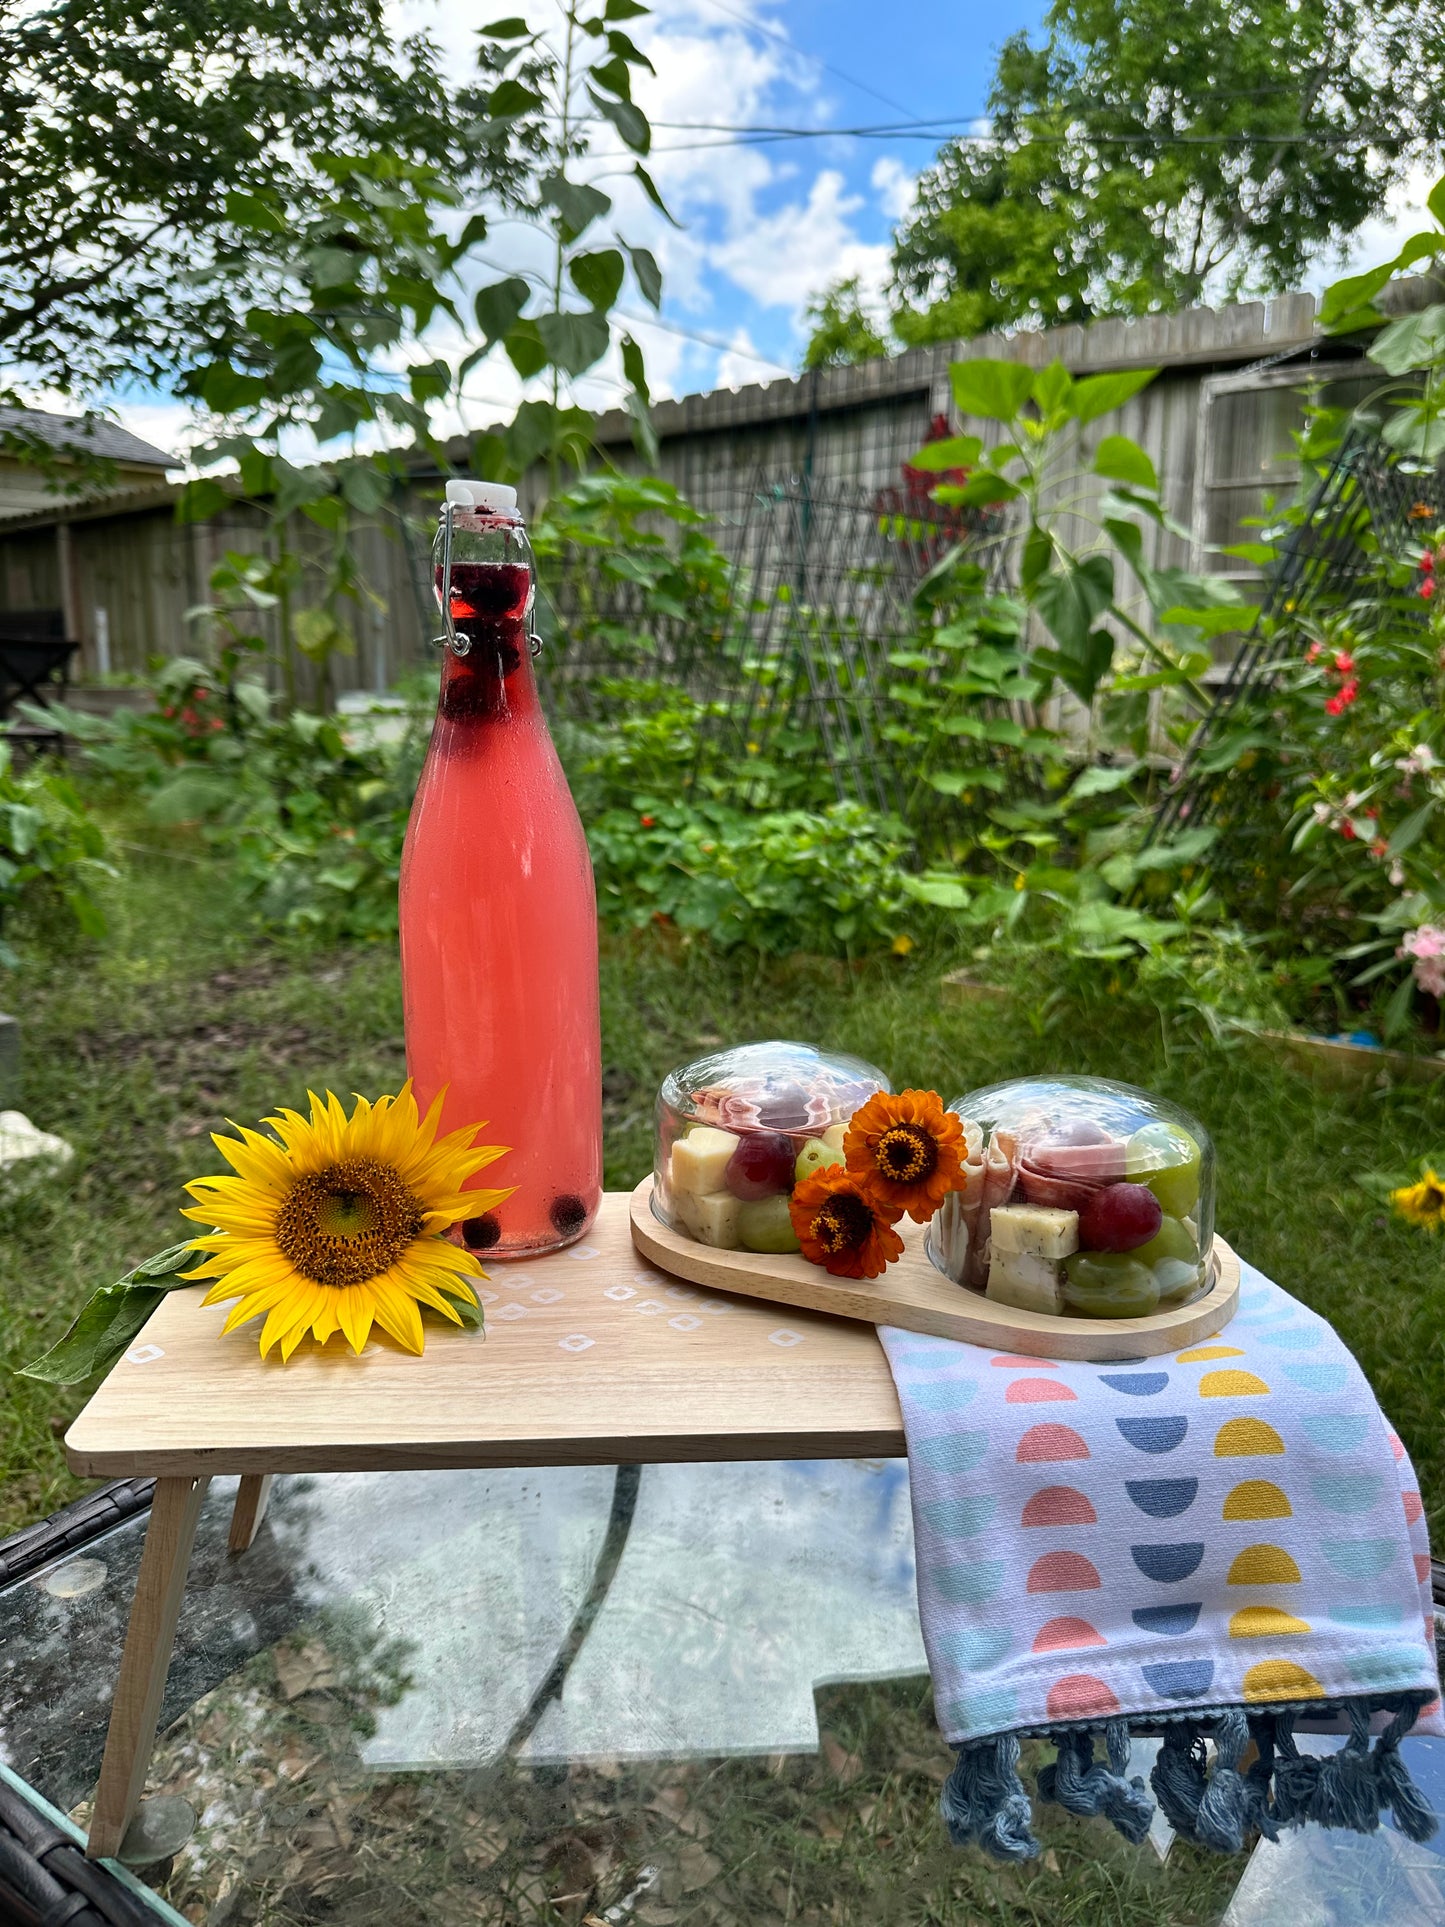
<box><xmin>629</xmin><ymin>1178</ymin><xmax>1241</xmax><ymax>1362</ymax></box>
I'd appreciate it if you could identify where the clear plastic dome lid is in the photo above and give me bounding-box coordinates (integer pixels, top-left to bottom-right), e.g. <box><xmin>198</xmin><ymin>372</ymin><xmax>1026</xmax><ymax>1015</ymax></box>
<box><xmin>926</xmin><ymin>1074</ymin><xmax>1215</xmax><ymax>1320</ymax></box>
<box><xmin>653</xmin><ymin>1041</ymin><xmax>890</xmax><ymax>1255</ymax></box>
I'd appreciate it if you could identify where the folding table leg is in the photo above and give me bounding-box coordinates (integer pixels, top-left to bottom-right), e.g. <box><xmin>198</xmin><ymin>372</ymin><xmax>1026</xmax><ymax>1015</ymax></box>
<box><xmin>87</xmin><ymin>1474</ymin><xmax>211</xmax><ymax>1860</ymax></box>
<box><xmin>228</xmin><ymin>1474</ymin><xmax>274</xmax><ymax>1553</ymax></box>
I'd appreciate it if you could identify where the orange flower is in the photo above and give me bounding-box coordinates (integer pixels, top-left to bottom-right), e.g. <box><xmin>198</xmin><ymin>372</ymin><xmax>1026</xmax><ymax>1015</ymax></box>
<box><xmin>790</xmin><ymin>1166</ymin><xmax>903</xmax><ymax>1279</ymax></box>
<box><xmin>844</xmin><ymin>1088</ymin><xmax>965</xmax><ymax>1221</ymax></box>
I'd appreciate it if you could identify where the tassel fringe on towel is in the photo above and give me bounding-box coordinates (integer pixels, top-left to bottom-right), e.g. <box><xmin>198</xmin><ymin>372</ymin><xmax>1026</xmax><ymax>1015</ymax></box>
<box><xmin>940</xmin><ymin>1696</ymin><xmax>1439</xmax><ymax>1862</ymax></box>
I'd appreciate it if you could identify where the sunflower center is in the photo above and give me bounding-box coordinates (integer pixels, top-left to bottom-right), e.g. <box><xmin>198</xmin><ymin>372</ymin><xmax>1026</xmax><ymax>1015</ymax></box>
<box><xmin>275</xmin><ymin>1157</ymin><xmax>424</xmax><ymax>1287</ymax></box>
<box><xmin>874</xmin><ymin>1122</ymin><xmax>937</xmax><ymax>1185</ymax></box>
<box><xmin>812</xmin><ymin>1190</ymin><xmax>874</xmax><ymax>1255</ymax></box>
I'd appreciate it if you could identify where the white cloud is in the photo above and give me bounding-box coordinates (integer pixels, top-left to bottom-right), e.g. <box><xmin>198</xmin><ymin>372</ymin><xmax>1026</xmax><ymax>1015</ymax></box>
<box><xmin>710</xmin><ymin>169</ymin><xmax>890</xmax><ymax>320</ymax></box>
<box><xmin>714</xmin><ymin>326</ymin><xmax>766</xmax><ymax>389</ymax></box>
<box><xmin>871</xmin><ymin>154</ymin><xmax>915</xmax><ymax>223</ymax></box>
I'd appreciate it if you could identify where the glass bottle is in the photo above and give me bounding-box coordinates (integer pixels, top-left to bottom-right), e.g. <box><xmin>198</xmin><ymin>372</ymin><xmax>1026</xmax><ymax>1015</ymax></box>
<box><xmin>399</xmin><ymin>480</ymin><xmax>602</xmax><ymax>1257</ymax></box>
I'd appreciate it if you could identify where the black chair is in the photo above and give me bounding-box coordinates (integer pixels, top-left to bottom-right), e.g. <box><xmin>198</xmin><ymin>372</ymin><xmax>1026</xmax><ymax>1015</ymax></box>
<box><xmin>0</xmin><ymin>610</ymin><xmax>79</xmax><ymax>751</ymax></box>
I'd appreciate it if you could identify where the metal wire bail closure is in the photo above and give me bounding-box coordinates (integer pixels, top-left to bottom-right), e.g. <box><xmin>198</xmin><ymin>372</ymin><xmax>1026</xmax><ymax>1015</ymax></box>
<box><xmin>432</xmin><ymin>482</ymin><xmax>542</xmax><ymax>660</ymax></box>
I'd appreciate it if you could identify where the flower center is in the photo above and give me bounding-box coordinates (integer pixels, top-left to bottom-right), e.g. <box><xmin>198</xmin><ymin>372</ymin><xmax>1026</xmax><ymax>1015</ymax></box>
<box><xmin>275</xmin><ymin>1157</ymin><xmax>424</xmax><ymax>1287</ymax></box>
<box><xmin>812</xmin><ymin>1190</ymin><xmax>874</xmax><ymax>1255</ymax></box>
<box><xmin>874</xmin><ymin>1122</ymin><xmax>937</xmax><ymax>1185</ymax></box>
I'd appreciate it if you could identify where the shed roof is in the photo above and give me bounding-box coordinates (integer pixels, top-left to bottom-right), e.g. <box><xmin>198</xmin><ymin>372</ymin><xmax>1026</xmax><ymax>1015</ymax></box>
<box><xmin>0</xmin><ymin>405</ymin><xmax>177</xmax><ymax>471</ymax></box>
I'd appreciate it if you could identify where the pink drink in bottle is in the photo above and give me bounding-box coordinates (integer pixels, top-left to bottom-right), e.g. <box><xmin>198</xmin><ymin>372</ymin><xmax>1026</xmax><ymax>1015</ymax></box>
<box><xmin>399</xmin><ymin>480</ymin><xmax>602</xmax><ymax>1256</ymax></box>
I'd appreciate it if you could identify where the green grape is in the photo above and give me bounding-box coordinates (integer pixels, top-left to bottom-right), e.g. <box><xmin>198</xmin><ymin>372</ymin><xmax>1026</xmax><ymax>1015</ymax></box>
<box><xmin>738</xmin><ymin>1193</ymin><xmax>802</xmax><ymax>1254</ymax></box>
<box><xmin>1125</xmin><ymin>1122</ymin><xmax>1201</xmax><ymax>1218</ymax></box>
<box><xmin>795</xmin><ymin>1137</ymin><xmax>844</xmax><ymax>1183</ymax></box>
<box><xmin>1155</xmin><ymin>1256</ymin><xmax>1207</xmax><ymax>1302</ymax></box>
<box><xmin>1131</xmin><ymin>1214</ymin><xmax>1199</xmax><ymax>1268</ymax></box>
<box><xmin>1063</xmin><ymin>1250</ymin><xmax>1161</xmax><ymax>1319</ymax></box>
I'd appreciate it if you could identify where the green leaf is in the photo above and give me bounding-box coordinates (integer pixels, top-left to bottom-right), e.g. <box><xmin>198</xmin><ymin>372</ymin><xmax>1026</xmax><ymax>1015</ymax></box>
<box><xmin>1430</xmin><ymin>175</ymin><xmax>1445</xmax><ymax>227</ymax></box>
<box><xmin>339</xmin><ymin>462</ymin><xmax>390</xmax><ymax>513</ymax></box>
<box><xmin>19</xmin><ymin>1242</ymin><xmax>201</xmax><ymax>1386</ymax></box>
<box><xmin>503</xmin><ymin>318</ymin><xmax>548</xmax><ymax>378</ymax></box>
<box><xmin>569</xmin><ymin>247</ymin><xmax>626</xmax><ymax>311</ymax></box>
<box><xmin>175</xmin><ymin>478</ymin><xmax>229</xmax><ymax>525</ymax></box>
<box><xmin>633</xmin><ymin>162</ymin><xmax>680</xmax><ymax>227</ymax></box>
<box><xmin>627</xmin><ymin>244</ymin><xmax>663</xmax><ymax>308</ymax></box>
<box><xmin>589</xmin><ymin>86</ymin><xmax>650</xmax><ymax>154</ymax></box>
<box><xmin>907</xmin><ymin>435</ymin><xmax>983</xmax><ymax>472</ymax></box>
<box><xmin>621</xmin><ymin>333</ymin><xmax>650</xmax><ymax>403</ymax></box>
<box><xmin>480</xmin><ymin>15</ymin><xmax>532</xmax><ymax>35</ymax></box>
<box><xmin>486</xmin><ymin>78</ymin><xmax>542</xmax><ymax>118</ymax></box>
<box><xmin>451</xmin><ymin>1290</ymin><xmax>486</xmax><ymax>1332</ymax></box>
<box><xmin>948</xmin><ymin>357</ymin><xmax>1034</xmax><ymax>422</ymax></box>
<box><xmin>505</xmin><ymin>397</ymin><xmax>562</xmax><ymax>471</ymax></box>
<box><xmin>1093</xmin><ymin>435</ymin><xmax>1157</xmax><ymax>491</ymax></box>
<box><xmin>1321</xmin><ymin>233</ymin><xmax>1444</xmax><ymax>329</ymax></box>
<box><xmin>1031</xmin><ymin>360</ymin><xmax>1073</xmax><ymax>417</ymax></box>
<box><xmin>1067</xmin><ymin>761</ymin><xmax>1139</xmax><ymax>801</ymax></box>
<box><xmin>1070</xmin><ymin>368</ymin><xmax>1156</xmax><ymax>425</ymax></box>
<box><xmin>1032</xmin><ymin>552</ymin><xmax>1114</xmax><ymax>655</ymax></box>
<box><xmin>605</xmin><ymin>0</ymin><xmax>649</xmax><ymax>16</ymax></box>
<box><xmin>932</xmin><ymin>472</ymin><xmax>1019</xmax><ymax>508</ymax></box>
<box><xmin>1368</xmin><ymin>305</ymin><xmax>1445</xmax><ymax>376</ymax></box>
<box><xmin>541</xmin><ymin>172</ymin><xmax>612</xmax><ymax>239</ymax></box>
<box><xmin>474</xmin><ymin>275</ymin><xmax>530</xmax><ymax>343</ymax></box>
<box><xmin>198</xmin><ymin>363</ymin><xmax>269</xmax><ymax>413</ymax></box>
<box><xmin>903</xmin><ymin>874</ymin><xmax>970</xmax><ymax>909</ymax></box>
<box><xmin>1387</xmin><ymin>799</ymin><xmax>1436</xmax><ymax>857</ymax></box>
<box><xmin>536</xmin><ymin>309</ymin><xmax>610</xmax><ymax>375</ymax></box>
<box><xmin>589</xmin><ymin>54</ymin><xmax>633</xmax><ymax>98</ymax></box>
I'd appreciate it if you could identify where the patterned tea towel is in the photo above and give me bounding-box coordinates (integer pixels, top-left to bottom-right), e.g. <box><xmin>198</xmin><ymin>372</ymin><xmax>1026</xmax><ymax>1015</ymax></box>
<box><xmin>879</xmin><ymin>1260</ymin><xmax>1443</xmax><ymax>1860</ymax></box>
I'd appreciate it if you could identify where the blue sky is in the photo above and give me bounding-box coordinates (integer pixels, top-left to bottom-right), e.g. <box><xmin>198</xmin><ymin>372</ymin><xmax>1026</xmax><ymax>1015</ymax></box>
<box><xmin>91</xmin><ymin>0</ymin><xmax>1429</xmax><ymax>458</ymax></box>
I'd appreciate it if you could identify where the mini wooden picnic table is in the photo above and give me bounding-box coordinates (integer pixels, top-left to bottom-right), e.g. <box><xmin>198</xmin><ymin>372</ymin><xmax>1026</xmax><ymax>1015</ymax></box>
<box><xmin>64</xmin><ymin>1193</ymin><xmax>906</xmax><ymax>1861</ymax></box>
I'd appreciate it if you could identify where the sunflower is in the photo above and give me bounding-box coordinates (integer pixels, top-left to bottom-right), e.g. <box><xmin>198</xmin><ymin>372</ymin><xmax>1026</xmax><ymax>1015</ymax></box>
<box><xmin>844</xmin><ymin>1088</ymin><xmax>965</xmax><ymax>1221</ymax></box>
<box><xmin>790</xmin><ymin>1165</ymin><xmax>904</xmax><ymax>1280</ymax></box>
<box><xmin>180</xmin><ymin>1084</ymin><xmax>511</xmax><ymax>1361</ymax></box>
<box><xmin>1390</xmin><ymin>1168</ymin><xmax>1445</xmax><ymax>1233</ymax></box>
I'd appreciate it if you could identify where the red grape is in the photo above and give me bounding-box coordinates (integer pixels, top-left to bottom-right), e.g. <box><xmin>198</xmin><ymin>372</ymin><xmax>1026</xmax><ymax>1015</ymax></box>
<box><xmin>725</xmin><ymin>1130</ymin><xmax>797</xmax><ymax>1200</ymax></box>
<box><xmin>1078</xmin><ymin>1181</ymin><xmax>1164</xmax><ymax>1253</ymax></box>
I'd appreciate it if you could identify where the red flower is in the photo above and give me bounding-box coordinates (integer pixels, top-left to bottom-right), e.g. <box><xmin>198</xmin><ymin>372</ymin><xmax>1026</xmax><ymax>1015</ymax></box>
<box><xmin>1370</xmin><ymin>838</ymin><xmax>1388</xmax><ymax>858</ymax></box>
<box><xmin>1333</xmin><ymin>651</ymin><xmax>1354</xmax><ymax>674</ymax></box>
<box><xmin>639</xmin><ymin>813</ymin><xmax>656</xmax><ymax>828</ymax></box>
<box><xmin>1325</xmin><ymin>694</ymin><xmax>1346</xmax><ymax>716</ymax></box>
<box><xmin>1422</xmin><ymin>550</ymin><xmax>1436</xmax><ymax>571</ymax></box>
<box><xmin>1423</xmin><ymin>579</ymin><xmax>1437</xmax><ymax>600</ymax></box>
<box><xmin>1340</xmin><ymin>819</ymin><xmax>1357</xmax><ymax>839</ymax></box>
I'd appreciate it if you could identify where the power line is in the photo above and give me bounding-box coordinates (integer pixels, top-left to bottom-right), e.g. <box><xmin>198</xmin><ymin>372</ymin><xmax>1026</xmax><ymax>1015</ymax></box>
<box><xmin>688</xmin><ymin>0</ymin><xmax>918</xmax><ymax>121</ymax></box>
<box><xmin>614</xmin><ymin>305</ymin><xmax>793</xmax><ymax>372</ymax></box>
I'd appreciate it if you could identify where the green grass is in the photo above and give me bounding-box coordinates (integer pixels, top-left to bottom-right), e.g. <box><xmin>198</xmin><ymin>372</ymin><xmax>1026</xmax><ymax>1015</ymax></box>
<box><xmin>4</xmin><ymin>839</ymin><xmax>1445</xmax><ymax>1541</ymax></box>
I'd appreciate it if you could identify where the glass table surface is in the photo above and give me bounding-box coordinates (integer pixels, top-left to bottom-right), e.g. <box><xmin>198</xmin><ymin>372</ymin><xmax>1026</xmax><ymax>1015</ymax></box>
<box><xmin>2</xmin><ymin>1460</ymin><xmax>1442</xmax><ymax>1926</ymax></box>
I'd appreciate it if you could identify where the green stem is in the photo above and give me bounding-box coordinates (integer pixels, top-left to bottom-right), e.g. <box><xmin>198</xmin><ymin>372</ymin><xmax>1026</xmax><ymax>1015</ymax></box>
<box><xmin>1111</xmin><ymin>604</ymin><xmax>1211</xmax><ymax>710</ymax></box>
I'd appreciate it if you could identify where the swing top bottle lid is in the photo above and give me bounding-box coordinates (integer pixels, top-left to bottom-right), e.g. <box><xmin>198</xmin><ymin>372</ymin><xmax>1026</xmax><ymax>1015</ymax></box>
<box><xmin>445</xmin><ymin>479</ymin><xmax>518</xmax><ymax>512</ymax></box>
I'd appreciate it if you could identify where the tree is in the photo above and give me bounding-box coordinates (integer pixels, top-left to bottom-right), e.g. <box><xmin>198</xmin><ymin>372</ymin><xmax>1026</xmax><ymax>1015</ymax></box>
<box><xmin>890</xmin><ymin>0</ymin><xmax>1445</xmax><ymax>344</ymax></box>
<box><xmin>801</xmin><ymin>276</ymin><xmax>890</xmax><ymax>370</ymax></box>
<box><xmin>0</xmin><ymin>0</ymin><xmax>544</xmax><ymax>413</ymax></box>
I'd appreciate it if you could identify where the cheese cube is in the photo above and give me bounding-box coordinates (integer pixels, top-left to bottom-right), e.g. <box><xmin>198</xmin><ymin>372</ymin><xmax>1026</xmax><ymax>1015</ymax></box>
<box><xmin>693</xmin><ymin>1192</ymin><xmax>741</xmax><ymax>1249</ymax></box>
<box><xmin>669</xmin><ymin>1187</ymin><xmax>703</xmax><ymax>1239</ymax></box>
<box><xmin>670</xmin><ymin>1126</ymin><xmax>738</xmax><ymax>1196</ymax></box>
<box><xmin>986</xmin><ymin>1248</ymin><xmax>1066</xmax><ymax>1315</ymax></box>
<box><xmin>988</xmin><ymin>1204</ymin><xmax>1078</xmax><ymax>1262</ymax></box>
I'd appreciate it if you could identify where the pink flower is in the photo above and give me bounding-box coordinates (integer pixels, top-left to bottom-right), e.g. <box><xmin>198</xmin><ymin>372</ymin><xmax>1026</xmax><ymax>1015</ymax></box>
<box><xmin>1423</xmin><ymin>550</ymin><xmax>1436</xmax><ymax>572</ymax></box>
<box><xmin>1400</xmin><ymin>926</ymin><xmax>1445</xmax><ymax>999</ymax></box>
<box><xmin>1305</xmin><ymin>641</ymin><xmax>1325</xmax><ymax>663</ymax></box>
<box><xmin>1369</xmin><ymin>838</ymin><xmax>1388</xmax><ymax>859</ymax></box>
<box><xmin>1333</xmin><ymin>651</ymin><xmax>1355</xmax><ymax>674</ymax></box>
<box><xmin>1423</xmin><ymin>578</ymin><xmax>1437</xmax><ymax>600</ymax></box>
<box><xmin>1397</xmin><ymin>744</ymin><xmax>1438</xmax><ymax>776</ymax></box>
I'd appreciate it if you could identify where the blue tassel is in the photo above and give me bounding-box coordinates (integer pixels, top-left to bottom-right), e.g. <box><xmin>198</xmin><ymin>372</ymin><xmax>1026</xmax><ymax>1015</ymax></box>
<box><xmin>1310</xmin><ymin>1702</ymin><xmax>1381</xmax><ymax>1833</ymax></box>
<box><xmin>1373</xmin><ymin>1703</ymin><xmax>1439</xmax><ymax>1844</ymax></box>
<box><xmin>1195</xmin><ymin>1707</ymin><xmax>1255</xmax><ymax>1852</ymax></box>
<box><xmin>940</xmin><ymin>1734</ymin><xmax>1040</xmax><ymax>1861</ymax></box>
<box><xmin>1150</xmin><ymin>1722</ymin><xmax>1209</xmax><ymax>1840</ymax></box>
<box><xmin>1269</xmin><ymin>1710</ymin><xmax>1321</xmax><ymax>1826</ymax></box>
<box><xmin>1243</xmin><ymin>1714</ymin><xmax>1281</xmax><ymax>1843</ymax></box>
<box><xmin>1038</xmin><ymin>1722</ymin><xmax>1154</xmax><ymax>1845</ymax></box>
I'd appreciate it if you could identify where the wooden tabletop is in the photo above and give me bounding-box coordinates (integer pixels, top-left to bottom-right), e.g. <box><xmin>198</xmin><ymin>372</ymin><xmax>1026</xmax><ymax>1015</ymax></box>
<box><xmin>64</xmin><ymin>1194</ymin><xmax>905</xmax><ymax>1478</ymax></box>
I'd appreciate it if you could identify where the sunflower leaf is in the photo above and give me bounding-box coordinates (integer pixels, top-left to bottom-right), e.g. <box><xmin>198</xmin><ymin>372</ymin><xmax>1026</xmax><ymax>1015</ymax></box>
<box><xmin>450</xmin><ymin>1290</ymin><xmax>486</xmax><ymax>1332</ymax></box>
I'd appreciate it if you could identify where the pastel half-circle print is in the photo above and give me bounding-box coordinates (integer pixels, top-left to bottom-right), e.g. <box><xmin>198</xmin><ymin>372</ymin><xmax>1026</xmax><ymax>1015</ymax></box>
<box><xmin>1214</xmin><ymin>1418</ymin><xmax>1285</xmax><ymax>1458</ymax></box>
<box><xmin>1403</xmin><ymin>1491</ymin><xmax>1424</xmax><ymax>1525</ymax></box>
<box><xmin>910</xmin><ymin>1431</ymin><xmax>989</xmax><ymax>1477</ymax></box>
<box><xmin>1176</xmin><ymin>1345</ymin><xmax>1245</xmax><ymax>1362</ymax></box>
<box><xmin>1126</xmin><ymin>1478</ymin><xmax>1199</xmax><ymax>1519</ymax></box>
<box><xmin>1045</xmin><ymin>1674</ymin><xmax>1120</xmax><ymax>1719</ymax></box>
<box><xmin>918</xmin><ymin>1494</ymin><xmax>998</xmax><ymax>1538</ymax></box>
<box><xmin>1227</xmin><ymin>1543</ymin><xmax>1301</xmax><ymax>1585</ymax></box>
<box><xmin>1299</xmin><ymin>1414</ymin><xmax>1369</xmax><ymax>1455</ymax></box>
<box><xmin>991</xmin><ymin>1355</ymin><xmax>1056</xmax><ymax>1368</ymax></box>
<box><xmin>1243</xmin><ymin>1660</ymin><xmax>1325</xmax><ymax>1702</ymax></box>
<box><xmin>1027</xmin><ymin>1550</ymin><xmax>1102</xmax><ymax>1592</ymax></box>
<box><xmin>1321</xmin><ymin>1538</ymin><xmax>1394</xmax><ymax>1580</ymax></box>
<box><xmin>1222</xmin><ymin>1481</ymin><xmax>1293</xmax><ymax>1521</ymax></box>
<box><xmin>1229</xmin><ymin>1607</ymin><xmax>1311</xmax><ymax>1638</ymax></box>
<box><xmin>1115</xmin><ymin>1416</ymin><xmax>1188</xmax><ymax>1454</ymax></box>
<box><xmin>936</xmin><ymin>1625</ymin><xmax>1013</xmax><ymax>1672</ymax></box>
<box><xmin>1099</xmin><ymin>1373</ymin><xmax>1170</xmax><ymax>1397</ymax></box>
<box><xmin>1199</xmin><ymin>1370</ymin><xmax>1271</xmax><ymax>1398</ymax></box>
<box><xmin>1033</xmin><ymin>1616</ymin><xmax>1107</xmax><ymax>1652</ymax></box>
<box><xmin>1254</xmin><ymin>1326</ymin><xmax>1323</xmax><ymax>1351</ymax></box>
<box><xmin>934</xmin><ymin>1560</ymin><xmax>1005</xmax><ymax>1607</ymax></box>
<box><xmin>1310</xmin><ymin>1475</ymin><xmax>1382</xmax><ymax>1515</ymax></box>
<box><xmin>1131</xmin><ymin>1542</ymin><xmax>1205</xmax><ymax>1583</ymax></box>
<box><xmin>1132</xmin><ymin>1602</ymin><xmax>1202</xmax><ymax>1637</ymax></box>
<box><xmin>1005</xmin><ymin>1377</ymin><xmax>1078</xmax><ymax>1404</ymax></box>
<box><xmin>1022</xmin><ymin>1486</ymin><xmax>1098</xmax><ymax>1527</ymax></box>
<box><xmin>1280</xmin><ymin>1362</ymin><xmax>1348</xmax><ymax>1395</ymax></box>
<box><xmin>1017</xmin><ymin>1423</ymin><xmax>1090</xmax><ymax>1462</ymax></box>
<box><xmin>1142</xmin><ymin>1660</ymin><xmax>1214</xmax><ymax>1701</ymax></box>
